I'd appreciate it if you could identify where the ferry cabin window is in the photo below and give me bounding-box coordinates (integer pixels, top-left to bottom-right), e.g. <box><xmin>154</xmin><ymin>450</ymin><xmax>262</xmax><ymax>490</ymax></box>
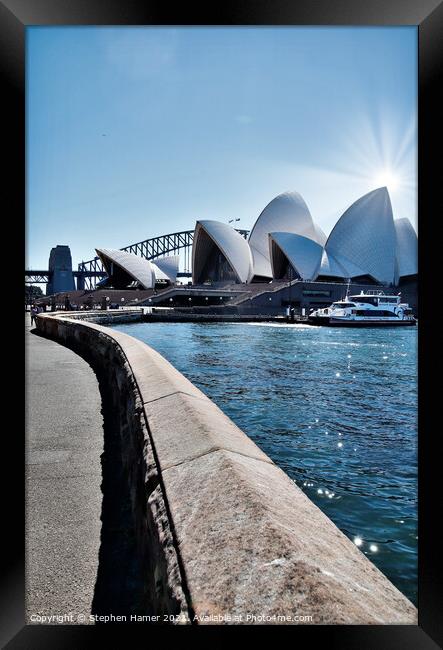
<box><xmin>379</xmin><ymin>297</ymin><xmax>398</xmax><ymax>303</ymax></box>
<box><xmin>332</xmin><ymin>302</ymin><xmax>355</xmax><ymax>308</ymax></box>
<box><xmin>353</xmin><ymin>296</ymin><xmax>398</xmax><ymax>305</ymax></box>
<box><xmin>353</xmin><ymin>310</ymin><xmax>396</xmax><ymax>317</ymax></box>
<box><xmin>352</xmin><ymin>296</ymin><xmax>378</xmax><ymax>305</ymax></box>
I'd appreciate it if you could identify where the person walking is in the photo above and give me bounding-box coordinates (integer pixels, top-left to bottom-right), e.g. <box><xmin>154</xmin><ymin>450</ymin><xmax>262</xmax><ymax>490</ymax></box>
<box><xmin>30</xmin><ymin>304</ymin><xmax>38</xmax><ymax>326</ymax></box>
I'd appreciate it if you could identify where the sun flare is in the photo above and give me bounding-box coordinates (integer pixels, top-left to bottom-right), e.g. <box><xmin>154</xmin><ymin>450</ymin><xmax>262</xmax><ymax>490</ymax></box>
<box><xmin>373</xmin><ymin>169</ymin><xmax>400</xmax><ymax>193</ymax></box>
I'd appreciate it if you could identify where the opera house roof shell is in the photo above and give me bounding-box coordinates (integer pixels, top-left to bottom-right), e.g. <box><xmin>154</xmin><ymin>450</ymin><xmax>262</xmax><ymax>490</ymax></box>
<box><xmin>248</xmin><ymin>191</ymin><xmax>326</xmax><ymax>279</ymax></box>
<box><xmin>193</xmin><ymin>220</ymin><xmax>254</xmax><ymax>284</ymax></box>
<box><xmin>269</xmin><ymin>232</ymin><xmax>323</xmax><ymax>281</ymax></box>
<box><xmin>151</xmin><ymin>255</ymin><xmax>180</xmax><ymax>282</ymax></box>
<box><xmin>191</xmin><ymin>187</ymin><xmax>417</xmax><ymax>286</ymax></box>
<box><xmin>324</xmin><ymin>187</ymin><xmax>397</xmax><ymax>284</ymax></box>
<box><xmin>96</xmin><ymin>248</ymin><xmax>179</xmax><ymax>290</ymax></box>
<box><xmin>394</xmin><ymin>217</ymin><xmax>418</xmax><ymax>280</ymax></box>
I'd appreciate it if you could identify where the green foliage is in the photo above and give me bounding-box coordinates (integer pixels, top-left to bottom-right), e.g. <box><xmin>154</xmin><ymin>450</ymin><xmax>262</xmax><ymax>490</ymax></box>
<box><xmin>25</xmin><ymin>285</ymin><xmax>43</xmax><ymax>300</ymax></box>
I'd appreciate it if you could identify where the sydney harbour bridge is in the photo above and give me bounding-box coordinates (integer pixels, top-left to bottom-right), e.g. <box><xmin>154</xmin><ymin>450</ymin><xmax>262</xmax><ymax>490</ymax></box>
<box><xmin>25</xmin><ymin>228</ymin><xmax>250</xmax><ymax>293</ymax></box>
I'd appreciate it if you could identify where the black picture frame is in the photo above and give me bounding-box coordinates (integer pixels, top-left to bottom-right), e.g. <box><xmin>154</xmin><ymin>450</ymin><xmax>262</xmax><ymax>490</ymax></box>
<box><xmin>6</xmin><ymin>0</ymin><xmax>442</xmax><ymax>647</ymax></box>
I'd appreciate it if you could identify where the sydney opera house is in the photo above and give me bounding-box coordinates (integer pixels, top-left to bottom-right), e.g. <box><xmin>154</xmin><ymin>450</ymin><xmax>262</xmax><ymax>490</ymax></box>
<box><xmin>192</xmin><ymin>187</ymin><xmax>417</xmax><ymax>287</ymax></box>
<box><xmin>90</xmin><ymin>187</ymin><xmax>416</xmax><ymax>296</ymax></box>
<box><xmin>35</xmin><ymin>186</ymin><xmax>417</xmax><ymax>316</ymax></box>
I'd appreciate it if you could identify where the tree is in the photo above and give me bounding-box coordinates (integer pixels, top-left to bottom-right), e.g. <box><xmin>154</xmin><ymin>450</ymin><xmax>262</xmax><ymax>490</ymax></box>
<box><xmin>25</xmin><ymin>285</ymin><xmax>43</xmax><ymax>304</ymax></box>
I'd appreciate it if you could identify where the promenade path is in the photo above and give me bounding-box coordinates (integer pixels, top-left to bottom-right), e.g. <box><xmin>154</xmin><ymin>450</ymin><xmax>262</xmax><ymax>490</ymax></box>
<box><xmin>25</xmin><ymin>314</ymin><xmax>104</xmax><ymax>624</ymax></box>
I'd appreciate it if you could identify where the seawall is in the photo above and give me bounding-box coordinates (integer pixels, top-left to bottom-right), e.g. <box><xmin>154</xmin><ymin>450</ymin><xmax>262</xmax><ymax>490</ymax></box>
<box><xmin>35</xmin><ymin>311</ymin><xmax>417</xmax><ymax>625</ymax></box>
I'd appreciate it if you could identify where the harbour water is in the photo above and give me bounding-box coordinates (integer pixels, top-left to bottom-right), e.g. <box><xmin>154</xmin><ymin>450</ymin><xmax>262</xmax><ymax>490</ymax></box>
<box><xmin>111</xmin><ymin>321</ymin><xmax>417</xmax><ymax>604</ymax></box>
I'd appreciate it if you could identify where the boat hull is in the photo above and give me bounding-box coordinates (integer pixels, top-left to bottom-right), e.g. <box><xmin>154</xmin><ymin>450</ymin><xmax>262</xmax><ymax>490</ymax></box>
<box><xmin>308</xmin><ymin>316</ymin><xmax>331</xmax><ymax>325</ymax></box>
<box><xmin>308</xmin><ymin>316</ymin><xmax>416</xmax><ymax>327</ymax></box>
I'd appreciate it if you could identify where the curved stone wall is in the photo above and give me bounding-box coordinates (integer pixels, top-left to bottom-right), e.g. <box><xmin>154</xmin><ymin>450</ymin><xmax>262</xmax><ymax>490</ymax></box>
<box><xmin>35</xmin><ymin>312</ymin><xmax>417</xmax><ymax>625</ymax></box>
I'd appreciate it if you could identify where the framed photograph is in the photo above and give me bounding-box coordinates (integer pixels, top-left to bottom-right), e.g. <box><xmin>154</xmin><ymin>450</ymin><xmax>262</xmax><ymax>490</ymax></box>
<box><xmin>5</xmin><ymin>0</ymin><xmax>441</xmax><ymax>647</ymax></box>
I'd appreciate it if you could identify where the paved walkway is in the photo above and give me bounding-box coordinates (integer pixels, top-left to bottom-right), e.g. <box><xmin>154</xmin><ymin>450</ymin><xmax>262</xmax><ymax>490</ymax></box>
<box><xmin>25</xmin><ymin>314</ymin><xmax>104</xmax><ymax>624</ymax></box>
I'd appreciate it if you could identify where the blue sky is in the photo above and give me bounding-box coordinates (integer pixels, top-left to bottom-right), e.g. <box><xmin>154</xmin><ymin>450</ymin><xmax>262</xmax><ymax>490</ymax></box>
<box><xmin>27</xmin><ymin>26</ymin><xmax>417</xmax><ymax>270</ymax></box>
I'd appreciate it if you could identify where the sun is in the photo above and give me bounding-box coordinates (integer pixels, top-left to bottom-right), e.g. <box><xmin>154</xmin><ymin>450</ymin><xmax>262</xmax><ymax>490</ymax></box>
<box><xmin>373</xmin><ymin>169</ymin><xmax>400</xmax><ymax>193</ymax></box>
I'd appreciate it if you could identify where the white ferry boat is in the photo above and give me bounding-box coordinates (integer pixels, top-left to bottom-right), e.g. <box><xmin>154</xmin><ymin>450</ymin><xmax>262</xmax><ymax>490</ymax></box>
<box><xmin>308</xmin><ymin>290</ymin><xmax>416</xmax><ymax>327</ymax></box>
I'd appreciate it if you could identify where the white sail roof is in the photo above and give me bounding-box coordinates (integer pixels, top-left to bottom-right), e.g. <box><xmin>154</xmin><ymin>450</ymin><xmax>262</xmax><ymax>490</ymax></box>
<box><xmin>248</xmin><ymin>191</ymin><xmax>322</xmax><ymax>279</ymax></box>
<box><xmin>269</xmin><ymin>232</ymin><xmax>323</xmax><ymax>280</ymax></box>
<box><xmin>394</xmin><ymin>218</ymin><xmax>418</xmax><ymax>278</ymax></box>
<box><xmin>151</xmin><ymin>255</ymin><xmax>180</xmax><ymax>282</ymax></box>
<box><xmin>95</xmin><ymin>248</ymin><xmax>156</xmax><ymax>289</ymax></box>
<box><xmin>325</xmin><ymin>187</ymin><xmax>396</xmax><ymax>284</ymax></box>
<box><xmin>318</xmin><ymin>250</ymin><xmax>350</xmax><ymax>278</ymax></box>
<box><xmin>313</xmin><ymin>224</ymin><xmax>327</xmax><ymax>246</ymax></box>
<box><xmin>319</xmin><ymin>249</ymin><xmax>372</xmax><ymax>280</ymax></box>
<box><xmin>192</xmin><ymin>220</ymin><xmax>253</xmax><ymax>284</ymax></box>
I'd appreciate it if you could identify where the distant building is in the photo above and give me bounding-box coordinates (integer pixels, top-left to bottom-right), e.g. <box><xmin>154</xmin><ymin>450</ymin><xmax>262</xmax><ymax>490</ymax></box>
<box><xmin>191</xmin><ymin>187</ymin><xmax>417</xmax><ymax>286</ymax></box>
<box><xmin>46</xmin><ymin>245</ymin><xmax>75</xmax><ymax>295</ymax></box>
